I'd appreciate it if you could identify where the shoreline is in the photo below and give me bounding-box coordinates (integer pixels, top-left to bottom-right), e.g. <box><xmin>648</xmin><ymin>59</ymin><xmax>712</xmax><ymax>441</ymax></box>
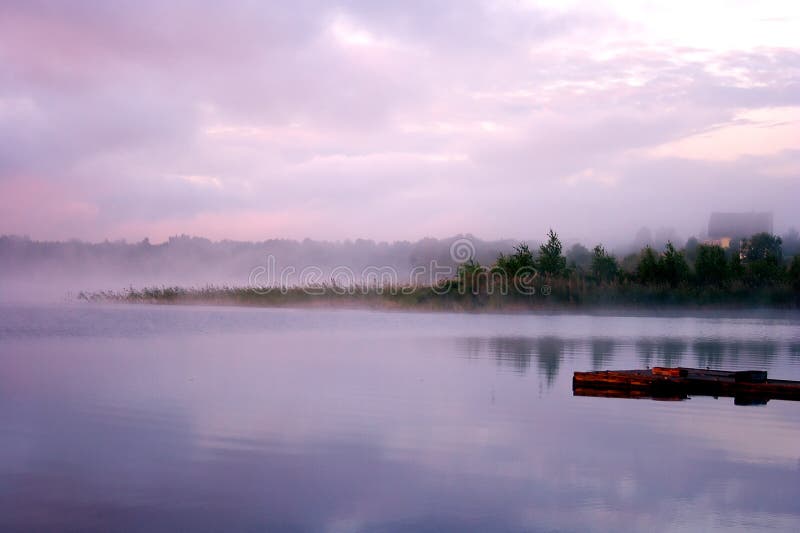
<box><xmin>76</xmin><ymin>286</ymin><xmax>800</xmax><ymax>319</ymax></box>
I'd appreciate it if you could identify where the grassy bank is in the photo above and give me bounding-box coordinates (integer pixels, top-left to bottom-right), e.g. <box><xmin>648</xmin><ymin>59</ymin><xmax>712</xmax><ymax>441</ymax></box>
<box><xmin>79</xmin><ymin>229</ymin><xmax>800</xmax><ymax>311</ymax></box>
<box><xmin>79</xmin><ymin>277</ymin><xmax>800</xmax><ymax>312</ymax></box>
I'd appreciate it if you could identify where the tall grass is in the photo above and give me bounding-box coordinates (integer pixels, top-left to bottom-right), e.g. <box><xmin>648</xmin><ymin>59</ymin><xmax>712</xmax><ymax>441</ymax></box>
<box><xmin>80</xmin><ymin>275</ymin><xmax>800</xmax><ymax>311</ymax></box>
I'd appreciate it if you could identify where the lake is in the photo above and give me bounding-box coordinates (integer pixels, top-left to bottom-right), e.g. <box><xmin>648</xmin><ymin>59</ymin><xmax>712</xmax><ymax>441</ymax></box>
<box><xmin>1</xmin><ymin>304</ymin><xmax>799</xmax><ymax>532</ymax></box>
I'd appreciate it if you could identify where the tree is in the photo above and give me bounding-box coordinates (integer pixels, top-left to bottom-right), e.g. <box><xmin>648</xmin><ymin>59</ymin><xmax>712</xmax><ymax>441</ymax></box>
<box><xmin>684</xmin><ymin>236</ymin><xmax>699</xmax><ymax>263</ymax></box>
<box><xmin>636</xmin><ymin>246</ymin><xmax>659</xmax><ymax>284</ymax></box>
<box><xmin>494</xmin><ymin>243</ymin><xmax>535</xmax><ymax>278</ymax></box>
<box><xmin>620</xmin><ymin>253</ymin><xmax>639</xmax><ymax>276</ymax></box>
<box><xmin>741</xmin><ymin>233</ymin><xmax>783</xmax><ymax>286</ymax></box>
<box><xmin>457</xmin><ymin>259</ymin><xmax>485</xmax><ymax>294</ymax></box>
<box><xmin>788</xmin><ymin>255</ymin><xmax>800</xmax><ymax>291</ymax></box>
<box><xmin>729</xmin><ymin>252</ymin><xmax>745</xmax><ymax>281</ymax></box>
<box><xmin>782</xmin><ymin>227</ymin><xmax>800</xmax><ymax>258</ymax></box>
<box><xmin>566</xmin><ymin>243</ymin><xmax>592</xmax><ymax>273</ymax></box>
<box><xmin>591</xmin><ymin>244</ymin><xmax>619</xmax><ymax>283</ymax></box>
<box><xmin>741</xmin><ymin>233</ymin><xmax>782</xmax><ymax>263</ymax></box>
<box><xmin>694</xmin><ymin>244</ymin><xmax>728</xmax><ymax>286</ymax></box>
<box><xmin>658</xmin><ymin>242</ymin><xmax>690</xmax><ymax>287</ymax></box>
<box><xmin>538</xmin><ymin>229</ymin><xmax>566</xmax><ymax>276</ymax></box>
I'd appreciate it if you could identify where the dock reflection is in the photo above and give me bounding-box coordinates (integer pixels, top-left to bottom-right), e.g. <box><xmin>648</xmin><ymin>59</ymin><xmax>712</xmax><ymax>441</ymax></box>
<box><xmin>573</xmin><ymin>386</ymin><xmax>783</xmax><ymax>406</ymax></box>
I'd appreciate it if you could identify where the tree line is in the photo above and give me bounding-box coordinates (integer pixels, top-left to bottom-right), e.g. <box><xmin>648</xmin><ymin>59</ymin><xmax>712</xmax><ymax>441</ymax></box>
<box><xmin>453</xmin><ymin>229</ymin><xmax>800</xmax><ymax>305</ymax></box>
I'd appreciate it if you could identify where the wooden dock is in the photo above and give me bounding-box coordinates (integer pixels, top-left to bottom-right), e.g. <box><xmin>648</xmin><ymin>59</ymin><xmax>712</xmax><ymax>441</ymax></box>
<box><xmin>573</xmin><ymin>367</ymin><xmax>800</xmax><ymax>403</ymax></box>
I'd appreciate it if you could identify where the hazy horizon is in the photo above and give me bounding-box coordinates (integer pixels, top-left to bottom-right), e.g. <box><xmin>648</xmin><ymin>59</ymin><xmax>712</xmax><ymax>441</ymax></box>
<box><xmin>2</xmin><ymin>218</ymin><xmax>798</xmax><ymax>250</ymax></box>
<box><xmin>1</xmin><ymin>1</ymin><xmax>799</xmax><ymax>244</ymax></box>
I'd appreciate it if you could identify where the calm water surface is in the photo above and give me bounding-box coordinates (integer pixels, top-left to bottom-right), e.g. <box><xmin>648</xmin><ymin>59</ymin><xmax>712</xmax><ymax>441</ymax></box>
<box><xmin>1</xmin><ymin>304</ymin><xmax>800</xmax><ymax>532</ymax></box>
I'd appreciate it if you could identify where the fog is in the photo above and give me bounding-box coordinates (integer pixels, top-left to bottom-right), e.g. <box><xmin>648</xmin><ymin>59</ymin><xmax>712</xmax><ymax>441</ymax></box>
<box><xmin>3</xmin><ymin>223</ymin><xmax>799</xmax><ymax>304</ymax></box>
<box><xmin>0</xmin><ymin>234</ymin><xmax>518</xmax><ymax>301</ymax></box>
<box><xmin>1</xmin><ymin>1</ymin><xmax>799</xmax><ymax>252</ymax></box>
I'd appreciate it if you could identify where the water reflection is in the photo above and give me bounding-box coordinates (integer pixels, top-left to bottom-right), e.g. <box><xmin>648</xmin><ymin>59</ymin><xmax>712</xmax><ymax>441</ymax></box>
<box><xmin>487</xmin><ymin>337</ymin><xmax>535</xmax><ymax>373</ymax></box>
<box><xmin>728</xmin><ymin>340</ymin><xmax>778</xmax><ymax>363</ymax></box>
<box><xmin>636</xmin><ymin>338</ymin><xmax>687</xmax><ymax>368</ymax></box>
<box><xmin>591</xmin><ymin>337</ymin><xmax>616</xmax><ymax>370</ymax></box>
<box><xmin>469</xmin><ymin>335</ymin><xmax>800</xmax><ymax>386</ymax></box>
<box><xmin>2</xmin><ymin>306</ymin><xmax>800</xmax><ymax>532</ymax></box>
<box><xmin>534</xmin><ymin>336</ymin><xmax>565</xmax><ymax>386</ymax></box>
<box><xmin>485</xmin><ymin>336</ymin><xmax>566</xmax><ymax>385</ymax></box>
<box><xmin>694</xmin><ymin>340</ymin><xmax>725</xmax><ymax>368</ymax></box>
<box><xmin>689</xmin><ymin>339</ymin><xmax>779</xmax><ymax>368</ymax></box>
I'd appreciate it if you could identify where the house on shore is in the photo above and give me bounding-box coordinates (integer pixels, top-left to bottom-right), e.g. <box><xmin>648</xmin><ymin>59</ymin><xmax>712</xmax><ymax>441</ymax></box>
<box><xmin>706</xmin><ymin>212</ymin><xmax>773</xmax><ymax>248</ymax></box>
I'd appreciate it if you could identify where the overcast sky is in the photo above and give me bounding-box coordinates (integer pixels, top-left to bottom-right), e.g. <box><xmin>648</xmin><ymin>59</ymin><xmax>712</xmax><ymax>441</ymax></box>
<box><xmin>1</xmin><ymin>0</ymin><xmax>798</xmax><ymax>245</ymax></box>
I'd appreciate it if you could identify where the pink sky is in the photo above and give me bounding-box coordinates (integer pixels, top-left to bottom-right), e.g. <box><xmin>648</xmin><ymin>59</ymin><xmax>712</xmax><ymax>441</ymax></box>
<box><xmin>1</xmin><ymin>0</ymin><xmax>798</xmax><ymax>245</ymax></box>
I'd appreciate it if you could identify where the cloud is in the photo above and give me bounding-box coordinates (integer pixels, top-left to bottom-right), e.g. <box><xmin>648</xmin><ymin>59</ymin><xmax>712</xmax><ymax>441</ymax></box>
<box><xmin>0</xmin><ymin>0</ymin><xmax>798</xmax><ymax>243</ymax></box>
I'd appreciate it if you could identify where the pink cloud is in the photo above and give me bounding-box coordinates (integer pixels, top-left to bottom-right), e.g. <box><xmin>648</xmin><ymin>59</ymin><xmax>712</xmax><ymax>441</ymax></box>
<box><xmin>0</xmin><ymin>178</ymin><xmax>98</xmax><ymax>238</ymax></box>
<box><xmin>1</xmin><ymin>1</ymin><xmax>799</xmax><ymax>243</ymax></box>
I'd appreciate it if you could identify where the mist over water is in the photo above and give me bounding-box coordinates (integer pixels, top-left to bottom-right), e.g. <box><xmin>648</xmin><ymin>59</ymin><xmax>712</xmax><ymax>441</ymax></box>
<box><xmin>1</xmin><ymin>304</ymin><xmax>800</xmax><ymax>532</ymax></box>
<box><xmin>0</xmin><ymin>234</ymin><xmax>515</xmax><ymax>298</ymax></box>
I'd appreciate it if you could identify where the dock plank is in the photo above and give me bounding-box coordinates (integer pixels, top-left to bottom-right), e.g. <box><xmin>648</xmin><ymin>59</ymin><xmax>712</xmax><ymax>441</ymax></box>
<box><xmin>573</xmin><ymin>367</ymin><xmax>800</xmax><ymax>403</ymax></box>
